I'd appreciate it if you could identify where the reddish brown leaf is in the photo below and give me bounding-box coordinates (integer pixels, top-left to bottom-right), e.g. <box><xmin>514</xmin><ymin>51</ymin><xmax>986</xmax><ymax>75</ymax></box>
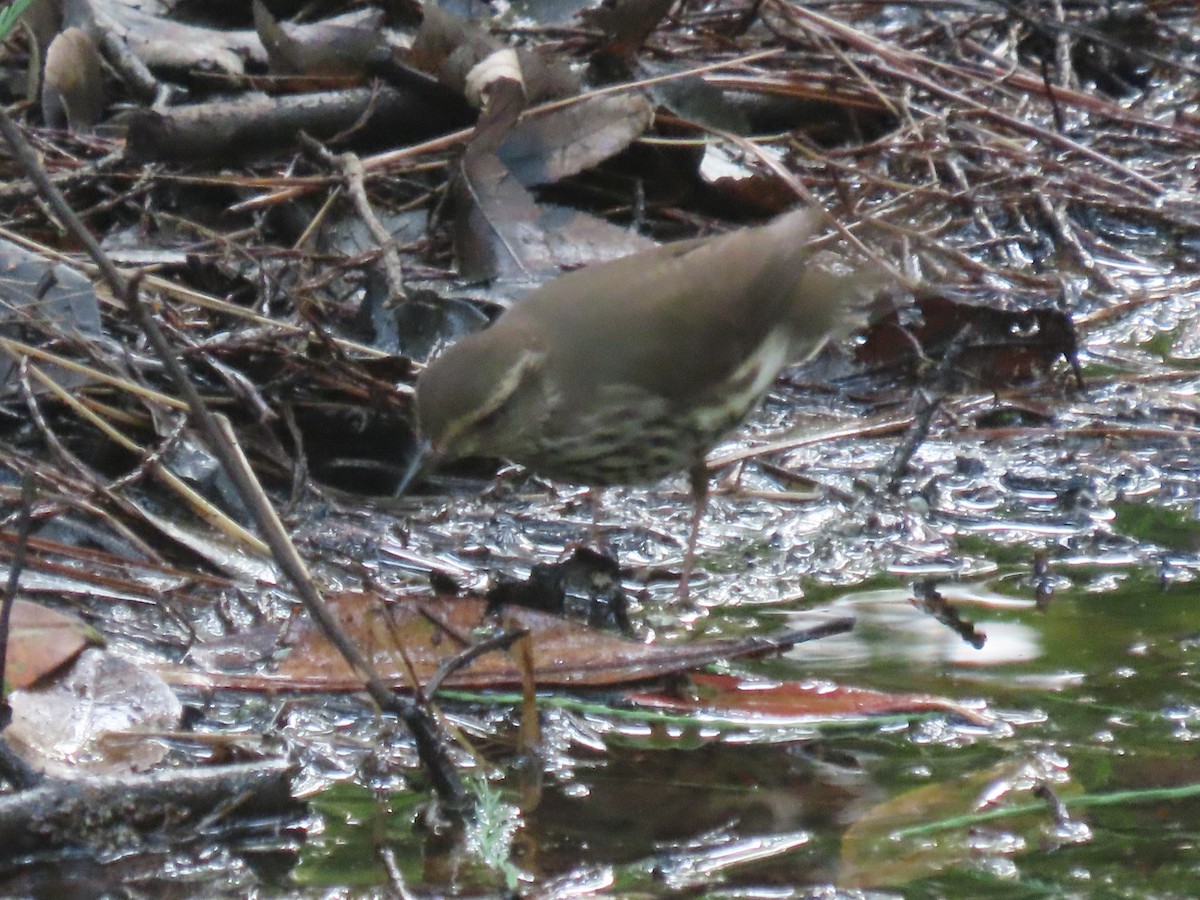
<box><xmin>6</xmin><ymin>600</ymin><xmax>102</xmax><ymax>690</ymax></box>
<box><xmin>626</xmin><ymin>673</ymin><xmax>993</xmax><ymax>725</ymax></box>
<box><xmin>177</xmin><ymin>592</ymin><xmax>847</xmax><ymax>692</ymax></box>
<box><xmin>858</xmin><ymin>292</ymin><xmax>1078</xmax><ymax>385</ymax></box>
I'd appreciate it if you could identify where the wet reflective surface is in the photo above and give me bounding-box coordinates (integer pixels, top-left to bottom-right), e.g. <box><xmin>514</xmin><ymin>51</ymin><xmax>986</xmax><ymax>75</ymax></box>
<box><xmin>5</xmin><ymin>2</ymin><xmax>1200</xmax><ymax>894</ymax></box>
<box><xmin>271</xmin><ymin>265</ymin><xmax>1200</xmax><ymax>896</ymax></box>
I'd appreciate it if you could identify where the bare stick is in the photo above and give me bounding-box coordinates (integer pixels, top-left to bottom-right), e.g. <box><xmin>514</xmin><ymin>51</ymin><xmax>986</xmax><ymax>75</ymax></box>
<box><xmin>0</xmin><ymin>473</ymin><xmax>43</xmax><ymax>789</ymax></box>
<box><xmin>301</xmin><ymin>134</ymin><xmax>407</xmax><ymax>301</ymax></box>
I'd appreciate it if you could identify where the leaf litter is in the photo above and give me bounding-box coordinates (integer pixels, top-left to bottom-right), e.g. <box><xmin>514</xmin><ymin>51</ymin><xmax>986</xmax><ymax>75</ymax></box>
<box><xmin>0</xmin><ymin>0</ymin><xmax>1196</xmax><ymax>894</ymax></box>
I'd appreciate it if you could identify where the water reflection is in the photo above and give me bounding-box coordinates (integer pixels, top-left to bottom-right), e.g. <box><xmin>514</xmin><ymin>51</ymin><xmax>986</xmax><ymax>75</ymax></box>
<box><xmin>778</xmin><ymin>588</ymin><xmax>1043</xmax><ymax>672</ymax></box>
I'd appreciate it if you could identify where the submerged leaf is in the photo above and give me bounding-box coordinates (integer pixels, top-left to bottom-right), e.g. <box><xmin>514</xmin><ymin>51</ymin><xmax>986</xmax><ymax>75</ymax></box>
<box><xmin>7</xmin><ymin>648</ymin><xmax>182</xmax><ymax>777</ymax></box>
<box><xmin>840</xmin><ymin>758</ymin><xmax>1083</xmax><ymax>890</ymax></box>
<box><xmin>627</xmin><ymin>672</ymin><xmax>992</xmax><ymax>725</ymax></box>
<box><xmin>180</xmin><ymin>592</ymin><xmax>844</xmax><ymax>691</ymax></box>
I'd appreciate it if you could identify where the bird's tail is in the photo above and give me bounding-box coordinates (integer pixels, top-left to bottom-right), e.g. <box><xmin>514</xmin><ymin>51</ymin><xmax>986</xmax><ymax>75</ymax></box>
<box><xmin>762</xmin><ymin>206</ymin><xmax>892</xmax><ymax>357</ymax></box>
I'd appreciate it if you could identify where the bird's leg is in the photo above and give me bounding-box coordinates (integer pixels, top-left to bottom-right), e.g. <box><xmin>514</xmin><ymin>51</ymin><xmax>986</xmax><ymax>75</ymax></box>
<box><xmin>586</xmin><ymin>486</ymin><xmax>605</xmax><ymax>549</ymax></box>
<box><xmin>560</xmin><ymin>487</ymin><xmax>610</xmax><ymax>562</ymax></box>
<box><xmin>680</xmin><ymin>462</ymin><xmax>711</xmax><ymax>601</ymax></box>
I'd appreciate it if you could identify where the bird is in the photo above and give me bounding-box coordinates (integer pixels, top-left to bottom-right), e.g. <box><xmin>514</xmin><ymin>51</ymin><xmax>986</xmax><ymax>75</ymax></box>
<box><xmin>414</xmin><ymin>207</ymin><xmax>877</xmax><ymax>598</ymax></box>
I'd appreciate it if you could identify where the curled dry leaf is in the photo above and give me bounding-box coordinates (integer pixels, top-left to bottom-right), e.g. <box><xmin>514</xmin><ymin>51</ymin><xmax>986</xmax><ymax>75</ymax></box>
<box><xmin>409</xmin><ymin>5</ymin><xmax>499</xmax><ymax>91</ymax></box>
<box><xmin>88</xmin><ymin>0</ymin><xmax>264</xmax><ymax>75</ymax></box>
<box><xmin>409</xmin><ymin>6</ymin><xmax>576</xmax><ymax>103</ymax></box>
<box><xmin>41</xmin><ymin>26</ymin><xmax>106</xmax><ymax>131</ymax></box>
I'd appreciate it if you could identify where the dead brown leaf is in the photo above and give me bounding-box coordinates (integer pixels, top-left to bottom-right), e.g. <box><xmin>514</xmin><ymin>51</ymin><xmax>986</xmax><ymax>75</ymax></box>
<box><xmin>627</xmin><ymin>673</ymin><xmax>993</xmax><ymax>725</ymax></box>
<box><xmin>41</xmin><ymin>26</ymin><xmax>106</xmax><ymax>131</ymax></box>
<box><xmin>179</xmin><ymin>591</ymin><xmax>841</xmax><ymax>692</ymax></box>
<box><xmin>499</xmin><ymin>93</ymin><xmax>653</xmax><ymax>187</ymax></box>
<box><xmin>252</xmin><ymin>0</ymin><xmax>385</xmax><ymax>80</ymax></box>
<box><xmin>5</xmin><ymin>599</ymin><xmax>102</xmax><ymax>690</ymax></box>
<box><xmin>858</xmin><ymin>292</ymin><xmax>1079</xmax><ymax>385</ymax></box>
<box><xmin>454</xmin><ymin>78</ymin><xmax>655</xmax><ymax>279</ymax></box>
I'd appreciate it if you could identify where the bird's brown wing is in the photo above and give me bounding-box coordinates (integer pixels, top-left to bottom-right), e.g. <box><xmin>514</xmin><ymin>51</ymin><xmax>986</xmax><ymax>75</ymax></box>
<box><xmin>505</xmin><ymin>208</ymin><xmax>827</xmax><ymax>403</ymax></box>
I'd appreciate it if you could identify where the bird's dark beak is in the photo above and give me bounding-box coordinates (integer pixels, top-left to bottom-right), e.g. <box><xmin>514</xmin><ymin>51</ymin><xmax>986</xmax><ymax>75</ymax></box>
<box><xmin>395</xmin><ymin>433</ymin><xmax>435</xmax><ymax>497</ymax></box>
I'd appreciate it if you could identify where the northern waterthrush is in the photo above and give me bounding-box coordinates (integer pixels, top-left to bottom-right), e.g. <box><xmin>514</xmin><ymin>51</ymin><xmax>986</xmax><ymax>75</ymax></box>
<box><xmin>415</xmin><ymin>207</ymin><xmax>876</xmax><ymax>596</ymax></box>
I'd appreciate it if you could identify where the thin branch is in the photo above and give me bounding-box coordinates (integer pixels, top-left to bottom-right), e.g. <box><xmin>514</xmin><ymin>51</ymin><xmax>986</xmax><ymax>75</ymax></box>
<box><xmin>0</xmin><ymin>473</ymin><xmax>44</xmax><ymax>790</ymax></box>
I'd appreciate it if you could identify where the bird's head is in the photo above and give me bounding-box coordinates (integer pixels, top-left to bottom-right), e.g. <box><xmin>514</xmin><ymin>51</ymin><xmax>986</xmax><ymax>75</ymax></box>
<box><xmin>414</xmin><ymin>327</ymin><xmax>549</xmax><ymax>464</ymax></box>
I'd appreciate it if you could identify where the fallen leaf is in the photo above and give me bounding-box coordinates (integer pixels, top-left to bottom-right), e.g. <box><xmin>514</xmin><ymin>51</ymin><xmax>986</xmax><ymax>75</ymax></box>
<box><xmin>174</xmin><ymin>592</ymin><xmax>850</xmax><ymax>691</ymax></box>
<box><xmin>408</xmin><ymin>4</ymin><xmax>500</xmax><ymax>92</ymax></box>
<box><xmin>858</xmin><ymin>292</ymin><xmax>1079</xmax><ymax>385</ymax></box>
<box><xmin>89</xmin><ymin>0</ymin><xmax>263</xmax><ymax>75</ymax></box>
<box><xmin>626</xmin><ymin>672</ymin><xmax>993</xmax><ymax>725</ymax></box>
<box><xmin>454</xmin><ymin>78</ymin><xmax>655</xmax><ymax>280</ymax></box>
<box><xmin>5</xmin><ymin>599</ymin><xmax>102</xmax><ymax>690</ymax></box>
<box><xmin>0</xmin><ymin>237</ymin><xmax>104</xmax><ymax>393</ymax></box>
<box><xmin>252</xmin><ymin>0</ymin><xmax>385</xmax><ymax>79</ymax></box>
<box><xmin>498</xmin><ymin>93</ymin><xmax>653</xmax><ymax>187</ymax></box>
<box><xmin>581</xmin><ymin>0</ymin><xmax>674</xmax><ymax>57</ymax></box>
<box><xmin>7</xmin><ymin>648</ymin><xmax>182</xmax><ymax>777</ymax></box>
<box><xmin>839</xmin><ymin>758</ymin><xmax>1082</xmax><ymax>889</ymax></box>
<box><xmin>41</xmin><ymin>26</ymin><xmax>106</xmax><ymax>131</ymax></box>
<box><xmin>646</xmin><ymin>67</ymin><xmax>751</xmax><ymax>135</ymax></box>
